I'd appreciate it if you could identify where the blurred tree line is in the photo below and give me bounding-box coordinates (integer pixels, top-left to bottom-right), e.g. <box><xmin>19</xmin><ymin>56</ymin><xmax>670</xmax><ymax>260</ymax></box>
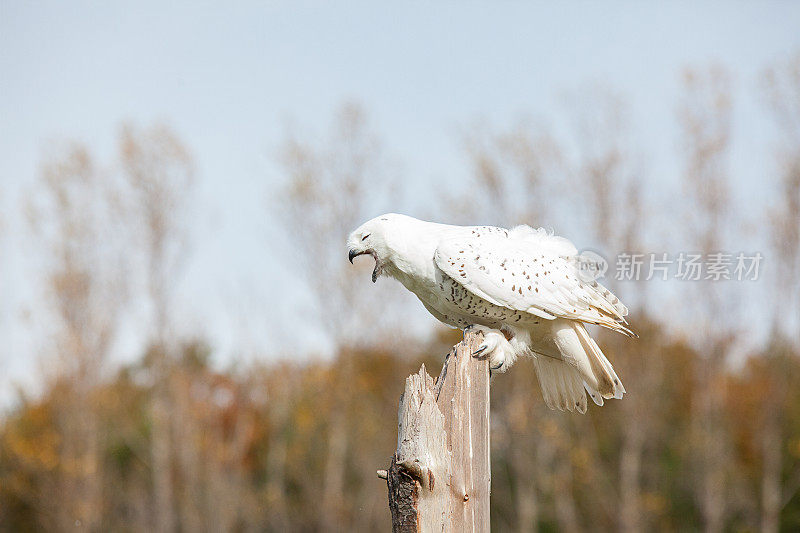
<box><xmin>1</xmin><ymin>57</ymin><xmax>800</xmax><ymax>531</ymax></box>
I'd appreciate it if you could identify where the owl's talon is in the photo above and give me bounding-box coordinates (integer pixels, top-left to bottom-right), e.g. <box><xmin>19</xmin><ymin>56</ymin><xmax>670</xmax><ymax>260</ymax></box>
<box><xmin>472</xmin><ymin>345</ymin><xmax>488</xmax><ymax>357</ymax></box>
<box><xmin>463</xmin><ymin>325</ymin><xmax>514</xmax><ymax>372</ymax></box>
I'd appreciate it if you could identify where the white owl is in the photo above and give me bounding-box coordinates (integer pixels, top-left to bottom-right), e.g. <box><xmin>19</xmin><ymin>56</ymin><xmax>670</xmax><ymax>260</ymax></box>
<box><xmin>347</xmin><ymin>213</ymin><xmax>635</xmax><ymax>413</ymax></box>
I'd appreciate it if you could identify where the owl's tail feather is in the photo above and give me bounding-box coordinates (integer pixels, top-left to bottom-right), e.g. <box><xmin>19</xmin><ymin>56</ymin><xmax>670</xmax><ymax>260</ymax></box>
<box><xmin>572</xmin><ymin>322</ymin><xmax>625</xmax><ymax>402</ymax></box>
<box><xmin>532</xmin><ymin>355</ymin><xmax>589</xmax><ymax>414</ymax></box>
<box><xmin>535</xmin><ymin>320</ymin><xmax>625</xmax><ymax>411</ymax></box>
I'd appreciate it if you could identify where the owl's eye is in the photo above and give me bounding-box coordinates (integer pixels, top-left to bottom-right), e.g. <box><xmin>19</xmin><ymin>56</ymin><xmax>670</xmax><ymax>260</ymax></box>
<box><xmin>361</xmin><ymin>233</ymin><xmax>371</xmax><ymax>241</ymax></box>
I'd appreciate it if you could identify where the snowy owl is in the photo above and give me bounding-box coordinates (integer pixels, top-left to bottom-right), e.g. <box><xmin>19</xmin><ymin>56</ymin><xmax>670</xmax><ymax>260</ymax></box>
<box><xmin>347</xmin><ymin>213</ymin><xmax>635</xmax><ymax>413</ymax></box>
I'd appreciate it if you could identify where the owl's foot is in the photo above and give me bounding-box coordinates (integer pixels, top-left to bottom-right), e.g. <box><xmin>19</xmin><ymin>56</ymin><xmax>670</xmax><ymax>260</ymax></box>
<box><xmin>468</xmin><ymin>325</ymin><xmax>514</xmax><ymax>372</ymax></box>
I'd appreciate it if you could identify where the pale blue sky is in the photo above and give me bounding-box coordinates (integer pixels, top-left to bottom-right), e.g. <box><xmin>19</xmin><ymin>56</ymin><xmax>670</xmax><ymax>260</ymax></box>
<box><xmin>2</xmin><ymin>1</ymin><xmax>799</xmax><ymax>403</ymax></box>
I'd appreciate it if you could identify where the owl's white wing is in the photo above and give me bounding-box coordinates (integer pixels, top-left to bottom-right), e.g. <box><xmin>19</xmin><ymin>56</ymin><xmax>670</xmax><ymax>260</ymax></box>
<box><xmin>433</xmin><ymin>226</ymin><xmax>634</xmax><ymax>336</ymax></box>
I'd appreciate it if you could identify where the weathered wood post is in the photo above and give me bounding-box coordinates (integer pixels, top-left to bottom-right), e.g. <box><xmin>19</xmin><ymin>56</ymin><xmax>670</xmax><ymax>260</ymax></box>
<box><xmin>379</xmin><ymin>330</ymin><xmax>490</xmax><ymax>532</ymax></box>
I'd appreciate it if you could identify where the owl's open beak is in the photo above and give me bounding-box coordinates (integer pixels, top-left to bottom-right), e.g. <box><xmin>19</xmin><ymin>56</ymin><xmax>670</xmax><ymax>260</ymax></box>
<box><xmin>348</xmin><ymin>249</ymin><xmax>363</xmax><ymax>264</ymax></box>
<box><xmin>348</xmin><ymin>248</ymin><xmax>380</xmax><ymax>283</ymax></box>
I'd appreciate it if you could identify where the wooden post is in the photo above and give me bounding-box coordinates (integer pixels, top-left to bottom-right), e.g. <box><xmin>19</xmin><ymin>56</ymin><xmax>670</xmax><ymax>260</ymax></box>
<box><xmin>382</xmin><ymin>330</ymin><xmax>491</xmax><ymax>532</ymax></box>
